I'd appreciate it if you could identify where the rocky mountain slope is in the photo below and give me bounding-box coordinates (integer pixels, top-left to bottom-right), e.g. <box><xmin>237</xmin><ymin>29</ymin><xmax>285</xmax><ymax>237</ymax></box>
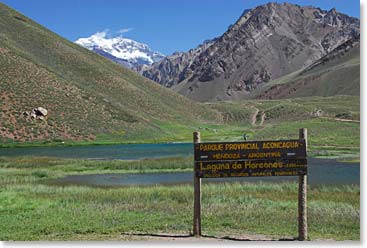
<box><xmin>0</xmin><ymin>3</ymin><xmax>219</xmax><ymax>144</ymax></box>
<box><xmin>255</xmin><ymin>35</ymin><xmax>360</xmax><ymax>99</ymax></box>
<box><xmin>75</xmin><ymin>32</ymin><xmax>164</xmax><ymax>69</ymax></box>
<box><xmin>140</xmin><ymin>39</ymin><xmax>216</xmax><ymax>87</ymax></box>
<box><xmin>141</xmin><ymin>2</ymin><xmax>360</xmax><ymax>102</ymax></box>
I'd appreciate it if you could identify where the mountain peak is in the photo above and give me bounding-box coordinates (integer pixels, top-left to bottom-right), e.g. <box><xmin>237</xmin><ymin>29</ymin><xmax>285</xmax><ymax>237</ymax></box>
<box><xmin>75</xmin><ymin>32</ymin><xmax>164</xmax><ymax>68</ymax></box>
<box><xmin>329</xmin><ymin>7</ymin><xmax>337</xmax><ymax>14</ymax></box>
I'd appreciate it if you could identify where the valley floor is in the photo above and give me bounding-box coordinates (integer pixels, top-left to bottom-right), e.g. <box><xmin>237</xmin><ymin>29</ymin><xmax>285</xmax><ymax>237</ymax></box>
<box><xmin>0</xmin><ymin>156</ymin><xmax>360</xmax><ymax>241</ymax></box>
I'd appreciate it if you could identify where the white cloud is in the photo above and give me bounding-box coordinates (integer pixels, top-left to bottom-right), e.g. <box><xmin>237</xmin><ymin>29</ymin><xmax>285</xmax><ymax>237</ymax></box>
<box><xmin>92</xmin><ymin>29</ymin><xmax>109</xmax><ymax>38</ymax></box>
<box><xmin>117</xmin><ymin>28</ymin><xmax>134</xmax><ymax>36</ymax></box>
<box><xmin>88</xmin><ymin>28</ymin><xmax>133</xmax><ymax>39</ymax></box>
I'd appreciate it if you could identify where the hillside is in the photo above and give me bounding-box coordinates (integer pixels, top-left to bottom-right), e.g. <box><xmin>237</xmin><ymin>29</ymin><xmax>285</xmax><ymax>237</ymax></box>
<box><xmin>141</xmin><ymin>3</ymin><xmax>359</xmax><ymax>102</ymax></box>
<box><xmin>208</xmin><ymin>95</ymin><xmax>359</xmax><ymax>158</ymax></box>
<box><xmin>0</xmin><ymin>3</ymin><xmax>219</xmax><ymax>145</ymax></box>
<box><xmin>255</xmin><ymin>35</ymin><xmax>360</xmax><ymax>99</ymax></box>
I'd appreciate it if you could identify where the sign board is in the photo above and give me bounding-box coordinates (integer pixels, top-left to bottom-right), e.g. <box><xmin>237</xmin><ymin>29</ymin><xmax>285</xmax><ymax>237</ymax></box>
<box><xmin>195</xmin><ymin>159</ymin><xmax>307</xmax><ymax>178</ymax></box>
<box><xmin>194</xmin><ymin>139</ymin><xmax>307</xmax><ymax>178</ymax></box>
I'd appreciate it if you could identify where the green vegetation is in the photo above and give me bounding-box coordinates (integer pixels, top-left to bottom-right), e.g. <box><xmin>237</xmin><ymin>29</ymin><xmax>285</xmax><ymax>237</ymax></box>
<box><xmin>208</xmin><ymin>96</ymin><xmax>360</xmax><ymax>158</ymax></box>
<box><xmin>0</xmin><ymin>156</ymin><xmax>360</xmax><ymax>241</ymax></box>
<box><xmin>0</xmin><ymin>156</ymin><xmax>193</xmax><ymax>179</ymax></box>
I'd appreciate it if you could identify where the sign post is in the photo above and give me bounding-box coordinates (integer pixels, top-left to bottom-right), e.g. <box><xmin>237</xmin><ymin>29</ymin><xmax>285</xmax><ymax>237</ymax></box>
<box><xmin>192</xmin><ymin>129</ymin><xmax>308</xmax><ymax>240</ymax></box>
<box><xmin>193</xmin><ymin>131</ymin><xmax>201</xmax><ymax>236</ymax></box>
<box><xmin>298</xmin><ymin>128</ymin><xmax>308</xmax><ymax>241</ymax></box>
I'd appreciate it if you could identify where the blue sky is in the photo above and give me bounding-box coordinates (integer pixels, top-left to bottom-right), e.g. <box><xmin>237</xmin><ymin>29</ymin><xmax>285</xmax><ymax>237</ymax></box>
<box><xmin>2</xmin><ymin>0</ymin><xmax>360</xmax><ymax>55</ymax></box>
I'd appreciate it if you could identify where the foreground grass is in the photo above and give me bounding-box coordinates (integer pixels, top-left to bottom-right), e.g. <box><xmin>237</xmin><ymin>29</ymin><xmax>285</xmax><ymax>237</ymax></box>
<box><xmin>0</xmin><ymin>183</ymin><xmax>359</xmax><ymax>241</ymax></box>
<box><xmin>0</xmin><ymin>156</ymin><xmax>360</xmax><ymax>241</ymax></box>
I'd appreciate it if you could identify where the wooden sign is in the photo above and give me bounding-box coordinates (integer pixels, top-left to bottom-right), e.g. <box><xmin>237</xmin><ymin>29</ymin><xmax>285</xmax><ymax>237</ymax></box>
<box><xmin>195</xmin><ymin>158</ymin><xmax>307</xmax><ymax>178</ymax></box>
<box><xmin>192</xmin><ymin>130</ymin><xmax>308</xmax><ymax>240</ymax></box>
<box><xmin>194</xmin><ymin>139</ymin><xmax>306</xmax><ymax>161</ymax></box>
<box><xmin>194</xmin><ymin>139</ymin><xmax>307</xmax><ymax>178</ymax></box>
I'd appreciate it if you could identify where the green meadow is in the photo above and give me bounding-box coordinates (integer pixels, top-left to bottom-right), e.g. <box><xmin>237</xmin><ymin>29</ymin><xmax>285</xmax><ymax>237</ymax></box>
<box><xmin>0</xmin><ymin>156</ymin><xmax>360</xmax><ymax>241</ymax></box>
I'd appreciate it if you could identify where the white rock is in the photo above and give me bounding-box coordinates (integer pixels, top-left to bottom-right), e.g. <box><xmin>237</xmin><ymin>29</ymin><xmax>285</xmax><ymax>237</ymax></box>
<box><xmin>35</xmin><ymin>107</ymin><xmax>48</xmax><ymax>116</ymax></box>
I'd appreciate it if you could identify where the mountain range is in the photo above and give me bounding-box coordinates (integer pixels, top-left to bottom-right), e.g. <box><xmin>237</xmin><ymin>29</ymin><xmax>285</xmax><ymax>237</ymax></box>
<box><xmin>73</xmin><ymin>3</ymin><xmax>360</xmax><ymax>102</ymax></box>
<box><xmin>140</xmin><ymin>2</ymin><xmax>360</xmax><ymax>101</ymax></box>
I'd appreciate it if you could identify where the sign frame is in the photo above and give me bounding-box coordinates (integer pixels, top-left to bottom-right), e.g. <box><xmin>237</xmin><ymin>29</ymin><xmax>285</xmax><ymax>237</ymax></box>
<box><xmin>192</xmin><ymin>129</ymin><xmax>308</xmax><ymax>241</ymax></box>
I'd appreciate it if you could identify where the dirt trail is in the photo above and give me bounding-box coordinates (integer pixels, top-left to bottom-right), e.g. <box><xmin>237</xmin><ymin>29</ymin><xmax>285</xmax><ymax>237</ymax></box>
<box><xmin>321</xmin><ymin>117</ymin><xmax>360</xmax><ymax>123</ymax></box>
<box><xmin>259</xmin><ymin>111</ymin><xmax>266</xmax><ymax>126</ymax></box>
<box><xmin>251</xmin><ymin>107</ymin><xmax>259</xmax><ymax>126</ymax></box>
<box><xmin>118</xmin><ymin>232</ymin><xmax>287</xmax><ymax>241</ymax></box>
<box><xmin>251</xmin><ymin>107</ymin><xmax>266</xmax><ymax>127</ymax></box>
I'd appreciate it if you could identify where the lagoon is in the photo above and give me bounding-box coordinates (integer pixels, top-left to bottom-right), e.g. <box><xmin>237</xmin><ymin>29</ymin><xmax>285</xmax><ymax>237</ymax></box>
<box><xmin>47</xmin><ymin>158</ymin><xmax>359</xmax><ymax>187</ymax></box>
<box><xmin>0</xmin><ymin>143</ymin><xmax>193</xmax><ymax>160</ymax></box>
<box><xmin>0</xmin><ymin>143</ymin><xmax>359</xmax><ymax>187</ymax></box>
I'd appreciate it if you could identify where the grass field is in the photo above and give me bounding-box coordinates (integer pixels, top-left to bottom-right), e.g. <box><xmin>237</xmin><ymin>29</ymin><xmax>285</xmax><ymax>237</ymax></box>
<box><xmin>208</xmin><ymin>96</ymin><xmax>360</xmax><ymax>159</ymax></box>
<box><xmin>0</xmin><ymin>156</ymin><xmax>360</xmax><ymax>241</ymax></box>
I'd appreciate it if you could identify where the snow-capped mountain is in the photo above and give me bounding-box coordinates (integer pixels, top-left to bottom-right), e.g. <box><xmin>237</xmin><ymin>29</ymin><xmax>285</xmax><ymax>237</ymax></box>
<box><xmin>75</xmin><ymin>31</ymin><xmax>164</xmax><ymax>68</ymax></box>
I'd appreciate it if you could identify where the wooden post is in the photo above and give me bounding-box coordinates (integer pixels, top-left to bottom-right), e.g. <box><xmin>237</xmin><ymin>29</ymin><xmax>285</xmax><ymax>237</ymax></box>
<box><xmin>298</xmin><ymin>128</ymin><xmax>308</xmax><ymax>241</ymax></box>
<box><xmin>193</xmin><ymin>131</ymin><xmax>202</xmax><ymax>236</ymax></box>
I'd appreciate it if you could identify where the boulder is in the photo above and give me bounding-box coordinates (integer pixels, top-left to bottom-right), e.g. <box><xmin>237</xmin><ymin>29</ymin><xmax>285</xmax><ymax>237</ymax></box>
<box><xmin>34</xmin><ymin>107</ymin><xmax>48</xmax><ymax>116</ymax></box>
<box><xmin>311</xmin><ymin>108</ymin><xmax>324</xmax><ymax>117</ymax></box>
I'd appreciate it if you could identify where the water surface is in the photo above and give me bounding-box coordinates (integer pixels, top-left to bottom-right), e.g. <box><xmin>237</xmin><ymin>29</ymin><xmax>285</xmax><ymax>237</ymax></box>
<box><xmin>47</xmin><ymin>158</ymin><xmax>359</xmax><ymax>187</ymax></box>
<box><xmin>0</xmin><ymin>143</ymin><xmax>193</xmax><ymax>160</ymax></box>
<box><xmin>1</xmin><ymin>143</ymin><xmax>359</xmax><ymax>187</ymax></box>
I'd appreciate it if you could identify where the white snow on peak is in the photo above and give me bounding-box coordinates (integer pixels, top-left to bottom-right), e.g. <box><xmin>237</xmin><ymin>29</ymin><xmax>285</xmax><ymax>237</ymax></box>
<box><xmin>75</xmin><ymin>31</ymin><xmax>164</xmax><ymax>65</ymax></box>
